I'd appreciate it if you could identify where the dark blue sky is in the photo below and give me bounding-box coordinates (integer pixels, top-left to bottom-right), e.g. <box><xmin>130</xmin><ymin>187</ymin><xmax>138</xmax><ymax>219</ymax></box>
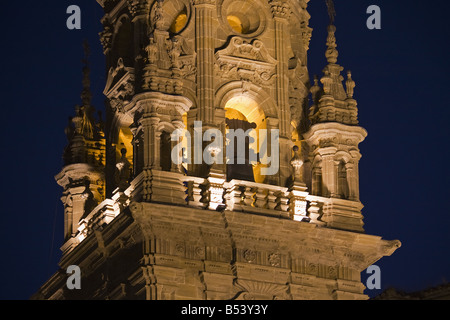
<box><xmin>0</xmin><ymin>0</ymin><xmax>449</xmax><ymax>300</ymax></box>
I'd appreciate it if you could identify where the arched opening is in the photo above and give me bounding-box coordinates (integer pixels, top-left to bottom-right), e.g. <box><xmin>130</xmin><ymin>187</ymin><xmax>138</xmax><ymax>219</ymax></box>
<box><xmin>160</xmin><ymin>131</ymin><xmax>172</xmax><ymax>172</ymax></box>
<box><xmin>337</xmin><ymin>161</ymin><xmax>349</xmax><ymax>199</ymax></box>
<box><xmin>111</xmin><ymin>126</ymin><xmax>134</xmax><ymax>192</ymax></box>
<box><xmin>225</xmin><ymin>96</ymin><xmax>266</xmax><ymax>183</ymax></box>
<box><xmin>154</xmin><ymin>0</ymin><xmax>190</xmax><ymax>34</ymax></box>
<box><xmin>170</xmin><ymin>9</ymin><xmax>188</xmax><ymax>33</ymax></box>
<box><xmin>116</xmin><ymin>127</ymin><xmax>133</xmax><ymax>178</ymax></box>
<box><xmin>111</xmin><ymin>16</ymin><xmax>133</xmax><ymax>66</ymax></box>
<box><xmin>227</xmin><ymin>15</ymin><xmax>249</xmax><ymax>34</ymax></box>
<box><xmin>223</xmin><ymin>0</ymin><xmax>263</xmax><ymax>35</ymax></box>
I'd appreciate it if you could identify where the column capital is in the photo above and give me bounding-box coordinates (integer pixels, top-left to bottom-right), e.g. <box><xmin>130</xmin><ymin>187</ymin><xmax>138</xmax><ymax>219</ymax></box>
<box><xmin>127</xmin><ymin>0</ymin><xmax>150</xmax><ymax>19</ymax></box>
<box><xmin>318</xmin><ymin>147</ymin><xmax>337</xmax><ymax>157</ymax></box>
<box><xmin>141</xmin><ymin>115</ymin><xmax>161</xmax><ymax>126</ymax></box>
<box><xmin>269</xmin><ymin>0</ymin><xmax>291</xmax><ymax>19</ymax></box>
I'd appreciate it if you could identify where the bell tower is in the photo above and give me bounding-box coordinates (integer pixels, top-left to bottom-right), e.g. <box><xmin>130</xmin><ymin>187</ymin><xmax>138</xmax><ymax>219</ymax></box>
<box><xmin>55</xmin><ymin>42</ymin><xmax>106</xmax><ymax>247</ymax></box>
<box><xmin>34</xmin><ymin>0</ymin><xmax>400</xmax><ymax>300</ymax></box>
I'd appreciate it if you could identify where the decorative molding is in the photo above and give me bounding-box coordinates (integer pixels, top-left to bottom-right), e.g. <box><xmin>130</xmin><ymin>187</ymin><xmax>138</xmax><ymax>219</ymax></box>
<box><xmin>143</xmin><ymin>33</ymin><xmax>196</xmax><ymax>93</ymax></box>
<box><xmin>104</xmin><ymin>58</ymin><xmax>135</xmax><ymax>102</ymax></box>
<box><xmin>234</xmin><ymin>279</ymin><xmax>289</xmax><ymax>300</ymax></box>
<box><xmin>215</xmin><ymin>37</ymin><xmax>277</xmax><ymax>86</ymax></box>
<box><xmin>269</xmin><ymin>0</ymin><xmax>291</xmax><ymax>19</ymax></box>
<box><xmin>99</xmin><ymin>24</ymin><xmax>113</xmax><ymax>53</ymax></box>
<box><xmin>268</xmin><ymin>253</ymin><xmax>281</xmax><ymax>267</ymax></box>
<box><xmin>192</xmin><ymin>0</ymin><xmax>216</xmax><ymax>6</ymax></box>
<box><xmin>127</xmin><ymin>0</ymin><xmax>150</xmax><ymax>18</ymax></box>
<box><xmin>243</xmin><ymin>249</ymin><xmax>257</xmax><ymax>263</ymax></box>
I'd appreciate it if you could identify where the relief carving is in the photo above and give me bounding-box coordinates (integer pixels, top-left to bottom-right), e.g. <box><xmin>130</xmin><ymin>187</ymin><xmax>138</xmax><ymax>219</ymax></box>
<box><xmin>268</xmin><ymin>253</ymin><xmax>281</xmax><ymax>267</ymax></box>
<box><xmin>104</xmin><ymin>58</ymin><xmax>135</xmax><ymax>102</ymax></box>
<box><xmin>215</xmin><ymin>37</ymin><xmax>277</xmax><ymax>86</ymax></box>
<box><xmin>243</xmin><ymin>249</ymin><xmax>256</xmax><ymax>263</ymax></box>
<box><xmin>233</xmin><ymin>279</ymin><xmax>289</xmax><ymax>300</ymax></box>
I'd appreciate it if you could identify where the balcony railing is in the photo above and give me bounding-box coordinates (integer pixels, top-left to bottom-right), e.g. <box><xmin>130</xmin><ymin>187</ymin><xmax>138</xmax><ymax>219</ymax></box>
<box><xmin>66</xmin><ymin>169</ymin><xmax>364</xmax><ymax>252</ymax></box>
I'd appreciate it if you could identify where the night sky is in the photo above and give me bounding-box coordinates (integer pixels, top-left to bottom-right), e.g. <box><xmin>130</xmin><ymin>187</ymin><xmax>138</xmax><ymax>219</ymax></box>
<box><xmin>0</xmin><ymin>0</ymin><xmax>449</xmax><ymax>300</ymax></box>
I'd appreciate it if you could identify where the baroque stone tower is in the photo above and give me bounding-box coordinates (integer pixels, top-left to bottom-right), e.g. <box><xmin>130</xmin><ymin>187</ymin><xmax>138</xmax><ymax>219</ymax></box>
<box><xmin>34</xmin><ymin>0</ymin><xmax>400</xmax><ymax>300</ymax></box>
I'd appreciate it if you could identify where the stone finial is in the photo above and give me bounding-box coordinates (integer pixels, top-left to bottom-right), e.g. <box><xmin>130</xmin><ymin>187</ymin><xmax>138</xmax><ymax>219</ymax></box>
<box><xmin>65</xmin><ymin>117</ymin><xmax>75</xmax><ymax>142</ymax></box>
<box><xmin>346</xmin><ymin>70</ymin><xmax>355</xmax><ymax>98</ymax></box>
<box><xmin>146</xmin><ymin>37</ymin><xmax>158</xmax><ymax>64</ymax></box>
<box><xmin>81</xmin><ymin>40</ymin><xmax>92</xmax><ymax>106</ymax></box>
<box><xmin>325</xmin><ymin>24</ymin><xmax>339</xmax><ymax>64</ymax></box>
<box><xmin>66</xmin><ymin>41</ymin><xmax>105</xmax><ymax>145</ymax></box>
<box><xmin>326</xmin><ymin>0</ymin><xmax>336</xmax><ymax>24</ymax></box>
<box><xmin>152</xmin><ymin>0</ymin><xmax>165</xmax><ymax>31</ymax></box>
<box><xmin>320</xmin><ymin>69</ymin><xmax>333</xmax><ymax>95</ymax></box>
<box><xmin>167</xmin><ymin>38</ymin><xmax>182</xmax><ymax>69</ymax></box>
<box><xmin>73</xmin><ymin>106</ymin><xmax>83</xmax><ymax>135</ymax></box>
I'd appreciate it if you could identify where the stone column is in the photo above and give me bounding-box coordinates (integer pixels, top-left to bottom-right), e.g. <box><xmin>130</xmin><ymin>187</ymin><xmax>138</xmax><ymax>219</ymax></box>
<box><xmin>194</xmin><ymin>0</ymin><xmax>216</xmax><ymax>126</ymax></box>
<box><xmin>270</xmin><ymin>0</ymin><xmax>292</xmax><ymax>187</ymax></box>
<box><xmin>171</xmin><ymin>118</ymin><xmax>185</xmax><ymax>173</ymax></box>
<box><xmin>349</xmin><ymin>150</ymin><xmax>362</xmax><ymax>201</ymax></box>
<box><xmin>141</xmin><ymin>115</ymin><xmax>161</xmax><ymax>170</ymax></box>
<box><xmin>311</xmin><ymin>165</ymin><xmax>322</xmax><ymax>196</ymax></box>
<box><xmin>265</xmin><ymin>117</ymin><xmax>280</xmax><ymax>185</ymax></box>
<box><xmin>345</xmin><ymin>162</ymin><xmax>356</xmax><ymax>201</ymax></box>
<box><xmin>189</xmin><ymin>0</ymin><xmax>217</xmax><ymax>178</ymax></box>
<box><xmin>61</xmin><ymin>193</ymin><xmax>73</xmax><ymax>240</ymax></box>
<box><xmin>319</xmin><ymin>148</ymin><xmax>337</xmax><ymax>198</ymax></box>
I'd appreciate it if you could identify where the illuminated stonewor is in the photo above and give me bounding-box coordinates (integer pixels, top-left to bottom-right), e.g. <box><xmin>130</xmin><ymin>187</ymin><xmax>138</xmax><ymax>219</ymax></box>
<box><xmin>34</xmin><ymin>0</ymin><xmax>400</xmax><ymax>300</ymax></box>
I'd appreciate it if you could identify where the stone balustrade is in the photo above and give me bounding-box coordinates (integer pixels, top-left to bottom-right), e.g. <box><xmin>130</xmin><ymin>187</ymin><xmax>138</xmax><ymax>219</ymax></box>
<box><xmin>69</xmin><ymin>169</ymin><xmax>365</xmax><ymax>250</ymax></box>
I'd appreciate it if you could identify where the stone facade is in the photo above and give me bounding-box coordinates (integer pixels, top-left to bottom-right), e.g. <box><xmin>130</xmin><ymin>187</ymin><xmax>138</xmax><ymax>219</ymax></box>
<box><xmin>33</xmin><ymin>0</ymin><xmax>400</xmax><ymax>300</ymax></box>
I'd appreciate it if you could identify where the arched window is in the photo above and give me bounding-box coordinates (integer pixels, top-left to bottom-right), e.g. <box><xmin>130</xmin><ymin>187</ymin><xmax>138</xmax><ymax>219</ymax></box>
<box><xmin>115</xmin><ymin>127</ymin><xmax>134</xmax><ymax>186</ymax></box>
<box><xmin>170</xmin><ymin>9</ymin><xmax>188</xmax><ymax>33</ymax></box>
<box><xmin>224</xmin><ymin>96</ymin><xmax>266</xmax><ymax>183</ymax></box>
<box><xmin>111</xmin><ymin>16</ymin><xmax>133</xmax><ymax>66</ymax></box>
<box><xmin>224</xmin><ymin>0</ymin><xmax>262</xmax><ymax>35</ymax></box>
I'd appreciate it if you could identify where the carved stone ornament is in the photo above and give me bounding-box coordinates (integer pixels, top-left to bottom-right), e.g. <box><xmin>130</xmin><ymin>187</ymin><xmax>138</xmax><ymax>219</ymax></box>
<box><xmin>195</xmin><ymin>246</ymin><xmax>205</xmax><ymax>258</ymax></box>
<box><xmin>175</xmin><ymin>242</ymin><xmax>185</xmax><ymax>254</ymax></box>
<box><xmin>328</xmin><ymin>265</ymin><xmax>337</xmax><ymax>278</ymax></box>
<box><xmin>150</xmin><ymin>0</ymin><xmax>165</xmax><ymax>31</ymax></box>
<box><xmin>104</xmin><ymin>58</ymin><xmax>135</xmax><ymax>102</ymax></box>
<box><xmin>143</xmin><ymin>33</ymin><xmax>196</xmax><ymax>93</ymax></box>
<box><xmin>269</xmin><ymin>0</ymin><xmax>291</xmax><ymax>19</ymax></box>
<box><xmin>301</xmin><ymin>25</ymin><xmax>313</xmax><ymax>51</ymax></box>
<box><xmin>215</xmin><ymin>37</ymin><xmax>277</xmax><ymax>85</ymax></box>
<box><xmin>234</xmin><ymin>279</ymin><xmax>289</xmax><ymax>300</ymax></box>
<box><xmin>110</xmin><ymin>98</ymin><xmax>125</xmax><ymax>115</ymax></box>
<box><xmin>243</xmin><ymin>249</ymin><xmax>256</xmax><ymax>263</ymax></box>
<box><xmin>268</xmin><ymin>253</ymin><xmax>281</xmax><ymax>267</ymax></box>
<box><xmin>192</xmin><ymin>0</ymin><xmax>216</xmax><ymax>5</ymax></box>
<box><xmin>217</xmin><ymin>37</ymin><xmax>277</xmax><ymax>64</ymax></box>
<box><xmin>99</xmin><ymin>25</ymin><xmax>113</xmax><ymax>53</ymax></box>
<box><xmin>127</xmin><ymin>0</ymin><xmax>149</xmax><ymax>17</ymax></box>
<box><xmin>307</xmin><ymin>262</ymin><xmax>317</xmax><ymax>274</ymax></box>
